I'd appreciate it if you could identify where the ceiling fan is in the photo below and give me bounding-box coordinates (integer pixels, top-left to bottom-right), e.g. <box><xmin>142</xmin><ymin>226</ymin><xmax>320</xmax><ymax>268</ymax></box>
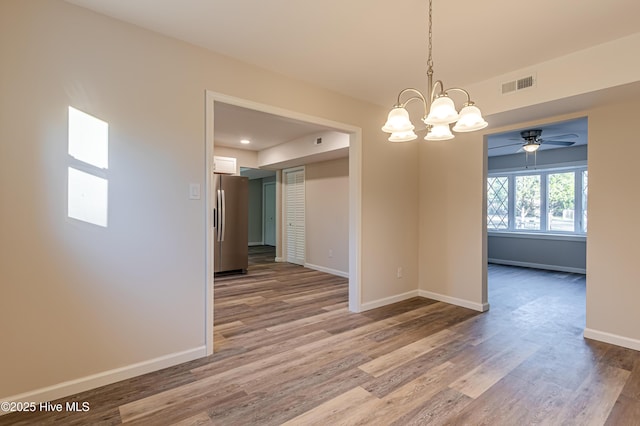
<box><xmin>491</xmin><ymin>129</ymin><xmax>578</xmax><ymax>153</ymax></box>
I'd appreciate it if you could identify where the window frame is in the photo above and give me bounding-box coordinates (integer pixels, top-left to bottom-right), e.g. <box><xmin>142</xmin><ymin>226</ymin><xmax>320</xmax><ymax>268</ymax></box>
<box><xmin>487</xmin><ymin>163</ymin><xmax>587</xmax><ymax>238</ymax></box>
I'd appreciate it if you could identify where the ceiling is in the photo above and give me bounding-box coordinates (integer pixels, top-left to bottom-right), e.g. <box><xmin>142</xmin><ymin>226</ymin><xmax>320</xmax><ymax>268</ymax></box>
<box><xmin>66</xmin><ymin>0</ymin><xmax>640</xmax><ymax>155</ymax></box>
<box><xmin>214</xmin><ymin>102</ymin><xmax>333</xmax><ymax>151</ymax></box>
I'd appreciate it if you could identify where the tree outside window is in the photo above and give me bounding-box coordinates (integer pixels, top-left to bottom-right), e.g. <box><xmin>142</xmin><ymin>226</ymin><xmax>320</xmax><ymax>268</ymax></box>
<box><xmin>515</xmin><ymin>175</ymin><xmax>540</xmax><ymax>230</ymax></box>
<box><xmin>548</xmin><ymin>172</ymin><xmax>575</xmax><ymax>232</ymax></box>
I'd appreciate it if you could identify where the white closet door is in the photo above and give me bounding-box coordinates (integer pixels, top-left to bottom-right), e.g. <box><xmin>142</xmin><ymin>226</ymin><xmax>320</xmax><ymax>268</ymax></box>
<box><xmin>284</xmin><ymin>167</ymin><xmax>305</xmax><ymax>265</ymax></box>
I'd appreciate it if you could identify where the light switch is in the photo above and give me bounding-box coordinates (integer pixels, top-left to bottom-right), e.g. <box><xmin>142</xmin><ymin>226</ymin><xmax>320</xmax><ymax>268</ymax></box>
<box><xmin>189</xmin><ymin>183</ymin><xmax>201</xmax><ymax>200</ymax></box>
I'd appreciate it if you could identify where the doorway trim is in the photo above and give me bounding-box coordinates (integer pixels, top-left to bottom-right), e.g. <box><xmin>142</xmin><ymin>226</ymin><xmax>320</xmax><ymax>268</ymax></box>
<box><xmin>204</xmin><ymin>90</ymin><xmax>362</xmax><ymax>355</ymax></box>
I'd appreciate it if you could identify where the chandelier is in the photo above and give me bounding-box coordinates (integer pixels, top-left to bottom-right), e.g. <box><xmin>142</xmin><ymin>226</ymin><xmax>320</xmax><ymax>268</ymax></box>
<box><xmin>382</xmin><ymin>0</ymin><xmax>487</xmax><ymax>142</ymax></box>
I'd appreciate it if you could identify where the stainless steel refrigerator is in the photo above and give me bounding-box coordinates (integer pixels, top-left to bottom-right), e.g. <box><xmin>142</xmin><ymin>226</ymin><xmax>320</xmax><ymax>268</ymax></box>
<box><xmin>213</xmin><ymin>174</ymin><xmax>248</xmax><ymax>275</ymax></box>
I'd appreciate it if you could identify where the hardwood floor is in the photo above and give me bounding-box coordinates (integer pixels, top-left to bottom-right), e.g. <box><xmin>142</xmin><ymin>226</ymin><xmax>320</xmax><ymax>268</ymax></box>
<box><xmin>3</xmin><ymin>250</ymin><xmax>640</xmax><ymax>425</ymax></box>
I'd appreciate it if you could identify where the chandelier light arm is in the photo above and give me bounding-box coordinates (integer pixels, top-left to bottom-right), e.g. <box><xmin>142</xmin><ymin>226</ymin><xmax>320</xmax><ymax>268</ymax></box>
<box><xmin>441</xmin><ymin>86</ymin><xmax>473</xmax><ymax>105</ymax></box>
<box><xmin>395</xmin><ymin>88</ymin><xmax>429</xmax><ymax>118</ymax></box>
<box><xmin>429</xmin><ymin>79</ymin><xmax>445</xmax><ymax>103</ymax></box>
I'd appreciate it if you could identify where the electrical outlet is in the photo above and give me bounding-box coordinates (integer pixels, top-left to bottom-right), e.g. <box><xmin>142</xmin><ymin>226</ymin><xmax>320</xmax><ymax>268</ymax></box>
<box><xmin>328</xmin><ymin>249</ymin><xmax>333</xmax><ymax>258</ymax></box>
<box><xmin>397</xmin><ymin>267</ymin><xmax>403</xmax><ymax>278</ymax></box>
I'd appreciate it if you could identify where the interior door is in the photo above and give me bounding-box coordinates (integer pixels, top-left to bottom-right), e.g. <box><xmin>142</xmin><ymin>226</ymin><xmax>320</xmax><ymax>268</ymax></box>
<box><xmin>284</xmin><ymin>167</ymin><xmax>305</xmax><ymax>265</ymax></box>
<box><xmin>263</xmin><ymin>182</ymin><xmax>276</xmax><ymax>246</ymax></box>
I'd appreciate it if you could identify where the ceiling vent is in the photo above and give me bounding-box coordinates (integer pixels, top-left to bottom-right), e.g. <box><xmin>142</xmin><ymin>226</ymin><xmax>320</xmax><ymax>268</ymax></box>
<box><xmin>502</xmin><ymin>74</ymin><xmax>536</xmax><ymax>95</ymax></box>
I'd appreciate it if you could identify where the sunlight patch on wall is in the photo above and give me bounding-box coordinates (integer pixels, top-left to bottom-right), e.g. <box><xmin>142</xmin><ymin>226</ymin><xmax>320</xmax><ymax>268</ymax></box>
<box><xmin>68</xmin><ymin>106</ymin><xmax>109</xmax><ymax>227</ymax></box>
<box><xmin>68</xmin><ymin>167</ymin><xmax>108</xmax><ymax>227</ymax></box>
<box><xmin>68</xmin><ymin>106</ymin><xmax>108</xmax><ymax>168</ymax></box>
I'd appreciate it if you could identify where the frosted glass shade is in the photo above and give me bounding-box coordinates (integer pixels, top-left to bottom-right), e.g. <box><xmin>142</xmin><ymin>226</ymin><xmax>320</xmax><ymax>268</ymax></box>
<box><xmin>452</xmin><ymin>104</ymin><xmax>488</xmax><ymax>132</ymax></box>
<box><xmin>424</xmin><ymin>96</ymin><xmax>459</xmax><ymax>125</ymax></box>
<box><xmin>424</xmin><ymin>124</ymin><xmax>454</xmax><ymax>141</ymax></box>
<box><xmin>389</xmin><ymin>129</ymin><xmax>418</xmax><ymax>142</ymax></box>
<box><xmin>382</xmin><ymin>107</ymin><xmax>414</xmax><ymax>133</ymax></box>
<box><xmin>522</xmin><ymin>142</ymin><xmax>540</xmax><ymax>152</ymax></box>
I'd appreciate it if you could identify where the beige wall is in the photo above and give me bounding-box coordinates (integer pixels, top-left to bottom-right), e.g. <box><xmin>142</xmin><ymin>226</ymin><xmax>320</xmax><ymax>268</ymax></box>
<box><xmin>586</xmin><ymin>98</ymin><xmax>640</xmax><ymax>346</ymax></box>
<box><xmin>0</xmin><ymin>0</ymin><xmax>419</xmax><ymax>399</ymax></box>
<box><xmin>418</xmin><ymin>132</ymin><xmax>488</xmax><ymax>311</ymax></box>
<box><xmin>305</xmin><ymin>157</ymin><xmax>349</xmax><ymax>275</ymax></box>
<box><xmin>465</xmin><ymin>33</ymin><xmax>640</xmax><ymax>119</ymax></box>
<box><xmin>361</xmin><ymin>139</ymin><xmax>420</xmax><ymax>304</ymax></box>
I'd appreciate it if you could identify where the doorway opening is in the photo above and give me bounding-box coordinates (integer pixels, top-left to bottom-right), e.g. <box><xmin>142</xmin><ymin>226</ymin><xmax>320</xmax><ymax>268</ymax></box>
<box><xmin>241</xmin><ymin>167</ymin><xmax>276</xmax><ymax>250</ymax></box>
<box><xmin>484</xmin><ymin>116</ymin><xmax>588</xmax><ymax>335</ymax></box>
<box><xmin>204</xmin><ymin>91</ymin><xmax>362</xmax><ymax>355</ymax></box>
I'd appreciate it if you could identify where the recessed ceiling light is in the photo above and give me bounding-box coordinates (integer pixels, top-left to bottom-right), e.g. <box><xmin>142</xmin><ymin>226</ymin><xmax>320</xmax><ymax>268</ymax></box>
<box><xmin>240</xmin><ymin>139</ymin><xmax>251</xmax><ymax>145</ymax></box>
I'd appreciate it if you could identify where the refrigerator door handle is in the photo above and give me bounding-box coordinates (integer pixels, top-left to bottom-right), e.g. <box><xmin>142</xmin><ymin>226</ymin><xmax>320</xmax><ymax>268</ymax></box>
<box><xmin>221</xmin><ymin>189</ymin><xmax>226</xmax><ymax>242</ymax></box>
<box><xmin>216</xmin><ymin>189</ymin><xmax>223</xmax><ymax>242</ymax></box>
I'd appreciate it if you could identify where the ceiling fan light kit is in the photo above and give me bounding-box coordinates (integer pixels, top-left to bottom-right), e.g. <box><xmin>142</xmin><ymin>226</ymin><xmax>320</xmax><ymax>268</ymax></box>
<box><xmin>522</xmin><ymin>142</ymin><xmax>541</xmax><ymax>153</ymax></box>
<box><xmin>382</xmin><ymin>0</ymin><xmax>487</xmax><ymax>142</ymax></box>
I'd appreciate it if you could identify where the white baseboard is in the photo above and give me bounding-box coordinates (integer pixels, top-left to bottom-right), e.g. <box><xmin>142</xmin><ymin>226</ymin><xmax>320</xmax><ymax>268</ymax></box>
<box><xmin>583</xmin><ymin>328</ymin><xmax>640</xmax><ymax>351</ymax></box>
<box><xmin>275</xmin><ymin>256</ymin><xmax>285</xmax><ymax>263</ymax></box>
<box><xmin>488</xmin><ymin>258</ymin><xmax>586</xmax><ymax>274</ymax></box>
<box><xmin>419</xmin><ymin>290</ymin><xmax>489</xmax><ymax>312</ymax></box>
<box><xmin>248</xmin><ymin>241</ymin><xmax>264</xmax><ymax>246</ymax></box>
<box><xmin>360</xmin><ymin>290</ymin><xmax>420</xmax><ymax>312</ymax></box>
<box><xmin>1</xmin><ymin>346</ymin><xmax>206</xmax><ymax>409</ymax></box>
<box><xmin>304</xmin><ymin>263</ymin><xmax>349</xmax><ymax>278</ymax></box>
<box><xmin>358</xmin><ymin>289</ymin><xmax>490</xmax><ymax>314</ymax></box>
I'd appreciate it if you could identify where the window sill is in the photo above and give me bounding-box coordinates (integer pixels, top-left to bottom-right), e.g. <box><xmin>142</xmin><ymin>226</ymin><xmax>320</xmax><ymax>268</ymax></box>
<box><xmin>488</xmin><ymin>231</ymin><xmax>586</xmax><ymax>242</ymax></box>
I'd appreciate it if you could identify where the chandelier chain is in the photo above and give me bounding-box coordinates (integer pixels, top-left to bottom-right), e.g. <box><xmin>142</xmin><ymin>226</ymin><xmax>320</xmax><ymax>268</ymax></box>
<box><xmin>381</xmin><ymin>0</ymin><xmax>487</xmax><ymax>142</ymax></box>
<box><xmin>427</xmin><ymin>0</ymin><xmax>433</xmax><ymax>71</ymax></box>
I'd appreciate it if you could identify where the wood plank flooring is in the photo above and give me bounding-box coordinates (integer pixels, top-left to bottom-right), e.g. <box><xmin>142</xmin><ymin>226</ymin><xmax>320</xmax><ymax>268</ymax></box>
<box><xmin>3</xmin><ymin>249</ymin><xmax>640</xmax><ymax>425</ymax></box>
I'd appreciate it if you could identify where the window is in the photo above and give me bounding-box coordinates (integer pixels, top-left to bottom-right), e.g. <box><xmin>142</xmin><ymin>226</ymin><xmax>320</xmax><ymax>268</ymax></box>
<box><xmin>548</xmin><ymin>172</ymin><xmax>575</xmax><ymax>232</ymax></box>
<box><xmin>515</xmin><ymin>175</ymin><xmax>540</xmax><ymax>230</ymax></box>
<box><xmin>487</xmin><ymin>177</ymin><xmax>508</xmax><ymax>229</ymax></box>
<box><xmin>487</xmin><ymin>166</ymin><xmax>587</xmax><ymax>235</ymax></box>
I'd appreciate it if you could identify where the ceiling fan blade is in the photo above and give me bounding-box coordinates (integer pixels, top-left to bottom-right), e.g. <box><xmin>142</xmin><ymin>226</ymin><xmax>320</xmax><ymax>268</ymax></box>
<box><xmin>489</xmin><ymin>142</ymin><xmax>523</xmax><ymax>150</ymax></box>
<box><xmin>542</xmin><ymin>140</ymin><xmax>575</xmax><ymax>146</ymax></box>
<box><xmin>544</xmin><ymin>133</ymin><xmax>578</xmax><ymax>140</ymax></box>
